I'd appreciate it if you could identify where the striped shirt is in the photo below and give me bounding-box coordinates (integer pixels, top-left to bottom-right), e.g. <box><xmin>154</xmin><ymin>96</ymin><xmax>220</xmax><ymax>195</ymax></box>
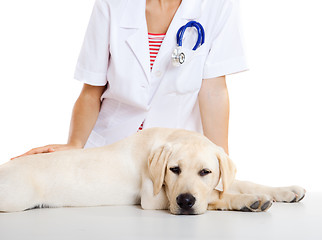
<box><xmin>148</xmin><ymin>33</ymin><xmax>166</xmax><ymax>70</ymax></box>
<box><xmin>138</xmin><ymin>33</ymin><xmax>166</xmax><ymax>131</ymax></box>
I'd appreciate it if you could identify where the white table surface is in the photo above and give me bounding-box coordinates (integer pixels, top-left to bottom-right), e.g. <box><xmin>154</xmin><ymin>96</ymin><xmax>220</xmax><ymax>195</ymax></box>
<box><xmin>0</xmin><ymin>192</ymin><xmax>321</xmax><ymax>240</ymax></box>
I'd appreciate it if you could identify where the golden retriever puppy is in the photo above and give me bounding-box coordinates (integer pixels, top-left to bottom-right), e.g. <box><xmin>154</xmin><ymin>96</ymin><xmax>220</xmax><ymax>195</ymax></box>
<box><xmin>0</xmin><ymin>128</ymin><xmax>305</xmax><ymax>214</ymax></box>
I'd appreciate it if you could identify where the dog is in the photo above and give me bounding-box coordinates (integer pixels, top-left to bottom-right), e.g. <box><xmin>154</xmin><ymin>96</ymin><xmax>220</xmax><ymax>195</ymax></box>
<box><xmin>0</xmin><ymin>128</ymin><xmax>305</xmax><ymax>215</ymax></box>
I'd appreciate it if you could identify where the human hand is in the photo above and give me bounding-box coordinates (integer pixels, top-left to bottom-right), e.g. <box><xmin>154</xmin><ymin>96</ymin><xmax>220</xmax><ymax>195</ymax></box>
<box><xmin>11</xmin><ymin>144</ymin><xmax>83</xmax><ymax>160</ymax></box>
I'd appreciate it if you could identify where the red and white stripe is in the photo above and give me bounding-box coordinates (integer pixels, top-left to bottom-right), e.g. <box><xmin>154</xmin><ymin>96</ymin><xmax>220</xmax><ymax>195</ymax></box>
<box><xmin>138</xmin><ymin>120</ymin><xmax>145</xmax><ymax>131</ymax></box>
<box><xmin>137</xmin><ymin>33</ymin><xmax>166</xmax><ymax>132</ymax></box>
<box><xmin>148</xmin><ymin>33</ymin><xmax>166</xmax><ymax>70</ymax></box>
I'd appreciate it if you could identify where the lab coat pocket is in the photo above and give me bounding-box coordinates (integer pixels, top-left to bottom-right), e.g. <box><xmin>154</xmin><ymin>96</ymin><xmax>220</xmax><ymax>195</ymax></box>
<box><xmin>172</xmin><ymin>46</ymin><xmax>207</xmax><ymax>94</ymax></box>
<box><xmin>178</xmin><ymin>45</ymin><xmax>206</xmax><ymax>66</ymax></box>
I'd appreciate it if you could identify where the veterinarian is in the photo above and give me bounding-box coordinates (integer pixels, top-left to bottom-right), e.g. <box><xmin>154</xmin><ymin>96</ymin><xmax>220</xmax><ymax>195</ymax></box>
<box><xmin>13</xmin><ymin>0</ymin><xmax>247</xmax><ymax>159</ymax></box>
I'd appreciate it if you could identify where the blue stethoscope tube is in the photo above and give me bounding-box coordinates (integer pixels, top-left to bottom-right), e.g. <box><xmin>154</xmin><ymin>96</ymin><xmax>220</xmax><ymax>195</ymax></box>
<box><xmin>172</xmin><ymin>21</ymin><xmax>205</xmax><ymax>66</ymax></box>
<box><xmin>176</xmin><ymin>21</ymin><xmax>205</xmax><ymax>50</ymax></box>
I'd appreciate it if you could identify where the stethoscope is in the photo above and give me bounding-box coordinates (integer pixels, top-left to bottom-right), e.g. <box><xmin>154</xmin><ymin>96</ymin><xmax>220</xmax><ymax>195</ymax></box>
<box><xmin>172</xmin><ymin>21</ymin><xmax>205</xmax><ymax>66</ymax></box>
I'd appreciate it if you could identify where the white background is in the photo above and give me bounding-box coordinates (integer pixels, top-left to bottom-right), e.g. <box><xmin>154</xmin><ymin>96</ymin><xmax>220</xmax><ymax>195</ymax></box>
<box><xmin>0</xmin><ymin>0</ymin><xmax>321</xmax><ymax>191</ymax></box>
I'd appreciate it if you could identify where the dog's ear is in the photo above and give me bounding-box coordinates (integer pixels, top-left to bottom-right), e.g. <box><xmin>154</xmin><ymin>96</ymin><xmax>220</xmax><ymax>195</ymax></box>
<box><xmin>148</xmin><ymin>144</ymin><xmax>172</xmax><ymax>196</ymax></box>
<box><xmin>216</xmin><ymin>148</ymin><xmax>237</xmax><ymax>193</ymax></box>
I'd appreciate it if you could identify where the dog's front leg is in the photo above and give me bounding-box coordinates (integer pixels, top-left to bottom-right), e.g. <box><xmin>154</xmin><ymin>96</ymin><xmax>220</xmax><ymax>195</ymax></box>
<box><xmin>140</xmin><ymin>174</ymin><xmax>169</xmax><ymax>210</ymax></box>
<box><xmin>208</xmin><ymin>189</ymin><xmax>273</xmax><ymax>212</ymax></box>
<box><xmin>229</xmin><ymin>180</ymin><xmax>306</xmax><ymax>203</ymax></box>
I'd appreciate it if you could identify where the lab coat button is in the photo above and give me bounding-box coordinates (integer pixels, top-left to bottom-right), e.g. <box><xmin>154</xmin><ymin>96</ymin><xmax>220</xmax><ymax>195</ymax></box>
<box><xmin>155</xmin><ymin>71</ymin><xmax>162</xmax><ymax>78</ymax></box>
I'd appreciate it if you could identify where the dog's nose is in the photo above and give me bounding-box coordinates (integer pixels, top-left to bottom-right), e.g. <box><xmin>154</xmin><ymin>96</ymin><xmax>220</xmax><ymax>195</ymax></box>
<box><xmin>176</xmin><ymin>193</ymin><xmax>196</xmax><ymax>210</ymax></box>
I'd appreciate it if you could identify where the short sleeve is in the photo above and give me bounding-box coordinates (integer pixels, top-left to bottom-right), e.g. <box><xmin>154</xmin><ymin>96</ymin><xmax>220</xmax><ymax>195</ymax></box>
<box><xmin>74</xmin><ymin>0</ymin><xmax>110</xmax><ymax>86</ymax></box>
<box><xmin>203</xmin><ymin>0</ymin><xmax>248</xmax><ymax>79</ymax></box>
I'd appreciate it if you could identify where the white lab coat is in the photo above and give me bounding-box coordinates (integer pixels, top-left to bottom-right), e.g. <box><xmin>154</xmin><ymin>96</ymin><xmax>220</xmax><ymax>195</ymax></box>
<box><xmin>74</xmin><ymin>0</ymin><xmax>248</xmax><ymax>148</ymax></box>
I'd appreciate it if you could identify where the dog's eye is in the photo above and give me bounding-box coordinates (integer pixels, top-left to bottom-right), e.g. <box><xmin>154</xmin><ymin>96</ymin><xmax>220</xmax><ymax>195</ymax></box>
<box><xmin>170</xmin><ymin>166</ymin><xmax>181</xmax><ymax>175</ymax></box>
<box><xmin>199</xmin><ymin>169</ymin><xmax>212</xmax><ymax>176</ymax></box>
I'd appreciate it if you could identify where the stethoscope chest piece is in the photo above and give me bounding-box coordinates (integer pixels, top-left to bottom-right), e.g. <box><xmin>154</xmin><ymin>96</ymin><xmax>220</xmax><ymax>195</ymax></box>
<box><xmin>171</xmin><ymin>47</ymin><xmax>185</xmax><ymax>66</ymax></box>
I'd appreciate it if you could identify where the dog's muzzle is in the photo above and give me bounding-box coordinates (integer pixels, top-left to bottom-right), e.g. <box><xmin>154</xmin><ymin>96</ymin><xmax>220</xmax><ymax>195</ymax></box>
<box><xmin>176</xmin><ymin>193</ymin><xmax>196</xmax><ymax>214</ymax></box>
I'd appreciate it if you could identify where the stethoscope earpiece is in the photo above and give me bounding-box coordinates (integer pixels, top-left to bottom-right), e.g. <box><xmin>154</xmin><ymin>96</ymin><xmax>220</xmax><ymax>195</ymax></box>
<box><xmin>172</xmin><ymin>21</ymin><xmax>205</xmax><ymax>67</ymax></box>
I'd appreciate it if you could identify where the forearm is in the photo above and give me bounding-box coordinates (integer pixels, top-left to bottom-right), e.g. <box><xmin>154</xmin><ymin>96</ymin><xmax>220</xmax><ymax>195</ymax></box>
<box><xmin>67</xmin><ymin>85</ymin><xmax>105</xmax><ymax>148</ymax></box>
<box><xmin>198</xmin><ymin>76</ymin><xmax>230</xmax><ymax>155</ymax></box>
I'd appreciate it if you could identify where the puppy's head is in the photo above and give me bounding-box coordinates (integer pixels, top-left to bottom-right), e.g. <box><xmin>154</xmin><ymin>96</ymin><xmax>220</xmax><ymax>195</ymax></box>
<box><xmin>148</xmin><ymin>134</ymin><xmax>236</xmax><ymax>215</ymax></box>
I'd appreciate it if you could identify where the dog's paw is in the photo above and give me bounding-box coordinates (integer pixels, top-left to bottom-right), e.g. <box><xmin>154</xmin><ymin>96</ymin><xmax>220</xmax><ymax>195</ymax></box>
<box><xmin>208</xmin><ymin>193</ymin><xmax>273</xmax><ymax>212</ymax></box>
<box><xmin>239</xmin><ymin>195</ymin><xmax>273</xmax><ymax>212</ymax></box>
<box><xmin>272</xmin><ymin>185</ymin><xmax>306</xmax><ymax>203</ymax></box>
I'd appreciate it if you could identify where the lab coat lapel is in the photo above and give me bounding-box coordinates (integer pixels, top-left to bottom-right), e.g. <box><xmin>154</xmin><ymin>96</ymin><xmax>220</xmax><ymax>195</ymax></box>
<box><xmin>126</xmin><ymin>28</ymin><xmax>150</xmax><ymax>83</ymax></box>
<box><xmin>120</xmin><ymin>0</ymin><xmax>150</xmax><ymax>83</ymax></box>
<box><xmin>152</xmin><ymin>0</ymin><xmax>202</xmax><ymax>72</ymax></box>
<box><xmin>119</xmin><ymin>0</ymin><xmax>203</xmax><ymax>82</ymax></box>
